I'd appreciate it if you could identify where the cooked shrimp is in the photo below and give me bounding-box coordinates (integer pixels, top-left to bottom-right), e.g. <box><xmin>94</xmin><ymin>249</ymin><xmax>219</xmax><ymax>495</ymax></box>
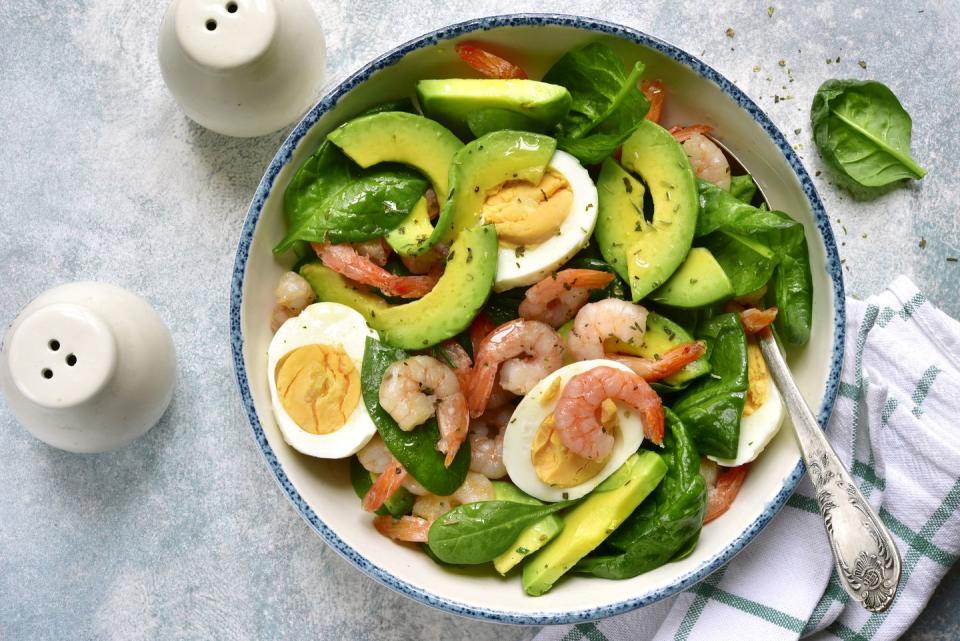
<box><xmin>379</xmin><ymin>356</ymin><xmax>469</xmax><ymax>466</ymax></box>
<box><xmin>610</xmin><ymin>341</ymin><xmax>707</xmax><ymax>382</ymax></box>
<box><xmin>740</xmin><ymin>307</ymin><xmax>778</xmax><ymax>335</ymax></box>
<box><xmin>680</xmin><ymin>132</ymin><xmax>731</xmax><ymax>190</ymax></box>
<box><xmin>373</xmin><ymin>515</ymin><xmax>430</xmax><ymax>542</ymax></box>
<box><xmin>567</xmin><ymin>298</ymin><xmax>649</xmax><ymax>362</ymax></box>
<box><xmin>519</xmin><ymin>269</ymin><xmax>615</xmax><ymax>328</ymax></box>
<box><xmin>357</xmin><ymin>435</ymin><xmax>427</xmax><ymax>496</ymax></box>
<box><xmin>412</xmin><ymin>494</ymin><xmax>456</xmax><ymax>522</ymax></box>
<box><xmin>553</xmin><ymin>365</ymin><xmax>664</xmax><ymax>460</ymax></box>
<box><xmin>451</xmin><ymin>471</ymin><xmax>496</xmax><ymax>503</ymax></box>
<box><xmin>468</xmin><ymin>319</ymin><xmax>563</xmax><ymax>417</ymax></box>
<box><xmin>362</xmin><ymin>458</ymin><xmax>407</xmax><ymax>512</ymax></box>
<box><xmin>313</xmin><ymin>242</ymin><xmax>438</xmax><ymax>298</ymax></box>
<box><xmin>353</xmin><ymin>238</ymin><xmax>392</xmax><ymax>266</ymax></box>
<box><xmin>455</xmin><ymin>42</ymin><xmax>527</xmax><ymax>79</ymax></box>
<box><xmin>270</xmin><ymin>271</ymin><xmax>316</xmax><ymax>332</ymax></box>
<box><xmin>669</xmin><ymin>124</ymin><xmax>713</xmax><ymax>142</ymax></box>
<box><xmin>469</xmin><ymin>313</ymin><xmax>497</xmax><ymax>356</ymax></box>
<box><xmin>437</xmin><ymin>340</ymin><xmax>473</xmax><ymax>390</ymax></box>
<box><xmin>641</xmin><ymin>79</ymin><xmax>665</xmax><ymax>123</ymax></box>
<box><xmin>702</xmin><ymin>459</ymin><xmax>749</xmax><ymax>524</ymax></box>
<box><xmin>469</xmin><ymin>405</ymin><xmax>513</xmax><ymax>479</ymax></box>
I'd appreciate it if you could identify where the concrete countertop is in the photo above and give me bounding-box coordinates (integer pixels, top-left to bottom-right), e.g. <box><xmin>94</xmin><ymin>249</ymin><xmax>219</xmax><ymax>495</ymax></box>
<box><xmin>1</xmin><ymin>1</ymin><xmax>957</xmax><ymax>639</ymax></box>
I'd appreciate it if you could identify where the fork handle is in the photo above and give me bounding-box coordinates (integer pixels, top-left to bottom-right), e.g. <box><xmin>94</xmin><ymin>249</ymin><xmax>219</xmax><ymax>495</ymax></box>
<box><xmin>758</xmin><ymin>331</ymin><xmax>901</xmax><ymax>612</ymax></box>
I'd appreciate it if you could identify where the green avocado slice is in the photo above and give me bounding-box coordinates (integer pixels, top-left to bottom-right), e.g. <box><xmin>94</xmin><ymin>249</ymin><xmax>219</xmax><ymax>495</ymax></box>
<box><xmin>650</xmin><ymin>247</ymin><xmax>734</xmax><ymax>308</ymax></box>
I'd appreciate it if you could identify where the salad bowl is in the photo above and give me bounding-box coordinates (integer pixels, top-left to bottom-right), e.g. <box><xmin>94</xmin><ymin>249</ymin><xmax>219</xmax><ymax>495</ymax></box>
<box><xmin>230</xmin><ymin>14</ymin><xmax>844</xmax><ymax>624</ymax></box>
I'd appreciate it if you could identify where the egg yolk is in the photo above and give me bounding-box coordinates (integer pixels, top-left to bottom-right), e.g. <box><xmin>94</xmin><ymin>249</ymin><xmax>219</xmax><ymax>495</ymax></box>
<box><xmin>481</xmin><ymin>169</ymin><xmax>573</xmax><ymax>246</ymax></box>
<box><xmin>743</xmin><ymin>339</ymin><xmax>769</xmax><ymax>416</ymax></box>
<box><xmin>275</xmin><ymin>344</ymin><xmax>361</xmax><ymax>434</ymax></box>
<box><xmin>531</xmin><ymin>399</ymin><xmax>617</xmax><ymax>488</ymax></box>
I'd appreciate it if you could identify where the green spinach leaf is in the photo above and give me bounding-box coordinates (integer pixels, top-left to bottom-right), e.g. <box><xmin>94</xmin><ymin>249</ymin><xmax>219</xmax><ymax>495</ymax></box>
<box><xmin>702</xmin><ymin>230</ymin><xmax>777</xmax><ymax>297</ymax></box>
<box><xmin>671</xmin><ymin>314</ymin><xmax>747</xmax><ymax>459</ymax></box>
<box><xmin>360</xmin><ymin>337</ymin><xmax>470</xmax><ymax>495</ymax></box>
<box><xmin>427</xmin><ymin>500</ymin><xmax>577</xmax><ymax>565</ymax></box>
<box><xmin>811</xmin><ymin>79</ymin><xmax>926</xmax><ymax>188</ymax></box>
<box><xmin>729</xmin><ymin>174</ymin><xmax>758</xmax><ymax>204</ymax></box>
<box><xmin>576</xmin><ymin>409</ymin><xmax>706</xmax><ymax>578</ymax></box>
<box><xmin>543</xmin><ymin>42</ymin><xmax>650</xmax><ymax>165</ymax></box>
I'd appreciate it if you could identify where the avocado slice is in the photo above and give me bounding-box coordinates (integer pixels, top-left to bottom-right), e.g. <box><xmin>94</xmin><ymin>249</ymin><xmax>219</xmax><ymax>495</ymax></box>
<box><xmin>384</xmin><ymin>196</ymin><xmax>434</xmax><ymax>256</ymax></box>
<box><xmin>596</xmin><ymin>121</ymin><xmax>698</xmax><ymax>301</ymax></box>
<box><xmin>436</xmin><ymin>130</ymin><xmax>557</xmax><ymax>245</ymax></box>
<box><xmin>299</xmin><ymin>224</ymin><xmax>498</xmax><ymax>350</ymax></box>
<box><xmin>416</xmin><ymin>79</ymin><xmax>571</xmax><ymax>139</ymax></box>
<box><xmin>522</xmin><ymin>451</ymin><xmax>667</xmax><ymax>596</ymax></box>
<box><xmin>491</xmin><ymin>481</ymin><xmax>563</xmax><ymax>575</ymax></box>
<box><xmin>608</xmin><ymin>312</ymin><xmax>712</xmax><ymax>387</ymax></box>
<box><xmin>650</xmin><ymin>247</ymin><xmax>734</xmax><ymax>308</ymax></box>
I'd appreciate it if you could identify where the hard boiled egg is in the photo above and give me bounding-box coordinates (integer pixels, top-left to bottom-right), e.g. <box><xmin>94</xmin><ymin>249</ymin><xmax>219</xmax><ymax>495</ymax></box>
<box><xmin>502</xmin><ymin>359</ymin><xmax>646</xmax><ymax>502</ymax></box>
<box><xmin>709</xmin><ymin>340</ymin><xmax>785</xmax><ymax>467</ymax></box>
<box><xmin>267</xmin><ymin>302</ymin><xmax>378</xmax><ymax>458</ymax></box>
<box><xmin>483</xmin><ymin>149</ymin><xmax>599</xmax><ymax>292</ymax></box>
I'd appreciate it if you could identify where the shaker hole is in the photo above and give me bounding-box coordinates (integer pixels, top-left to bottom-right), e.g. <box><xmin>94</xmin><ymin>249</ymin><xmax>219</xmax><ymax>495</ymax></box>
<box><xmin>206</xmin><ymin>19</ymin><xmax>217</xmax><ymax>31</ymax></box>
<box><xmin>49</xmin><ymin>339</ymin><xmax>60</xmax><ymax>351</ymax></box>
<box><xmin>226</xmin><ymin>2</ymin><xmax>238</xmax><ymax>13</ymax></box>
<box><xmin>66</xmin><ymin>354</ymin><xmax>77</xmax><ymax>367</ymax></box>
<box><xmin>42</xmin><ymin>368</ymin><xmax>53</xmax><ymax>379</ymax></box>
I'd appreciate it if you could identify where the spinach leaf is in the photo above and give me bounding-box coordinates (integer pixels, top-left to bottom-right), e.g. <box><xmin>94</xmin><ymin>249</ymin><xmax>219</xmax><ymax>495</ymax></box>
<box><xmin>702</xmin><ymin>230</ymin><xmax>777</xmax><ymax>297</ymax></box>
<box><xmin>671</xmin><ymin>314</ymin><xmax>747</xmax><ymax>459</ymax></box>
<box><xmin>729</xmin><ymin>174</ymin><xmax>758</xmax><ymax>204</ymax></box>
<box><xmin>696</xmin><ymin>181</ymin><xmax>813</xmax><ymax>345</ymax></box>
<box><xmin>360</xmin><ymin>337</ymin><xmax>470</xmax><ymax>495</ymax></box>
<box><xmin>543</xmin><ymin>42</ymin><xmax>650</xmax><ymax>165</ymax></box>
<box><xmin>484</xmin><ymin>287</ymin><xmax>527</xmax><ymax>326</ymax></box>
<box><xmin>811</xmin><ymin>79</ymin><xmax>926</xmax><ymax>188</ymax></box>
<box><xmin>576</xmin><ymin>409</ymin><xmax>706</xmax><ymax>579</ymax></box>
<box><xmin>276</xmin><ymin>166</ymin><xmax>428</xmax><ymax>253</ymax></box>
<box><xmin>281</xmin><ymin>140</ymin><xmax>356</xmax><ymax>235</ymax></box>
<box><xmin>427</xmin><ymin>500</ymin><xmax>576</xmax><ymax>564</ymax></box>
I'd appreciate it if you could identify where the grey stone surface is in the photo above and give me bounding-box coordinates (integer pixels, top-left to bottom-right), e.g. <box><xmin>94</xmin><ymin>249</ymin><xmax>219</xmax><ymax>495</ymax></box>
<box><xmin>1</xmin><ymin>1</ymin><xmax>957</xmax><ymax>639</ymax></box>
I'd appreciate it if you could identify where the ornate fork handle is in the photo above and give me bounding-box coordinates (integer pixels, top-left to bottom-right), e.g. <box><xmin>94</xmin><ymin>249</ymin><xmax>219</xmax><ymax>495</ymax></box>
<box><xmin>759</xmin><ymin>332</ymin><xmax>901</xmax><ymax>612</ymax></box>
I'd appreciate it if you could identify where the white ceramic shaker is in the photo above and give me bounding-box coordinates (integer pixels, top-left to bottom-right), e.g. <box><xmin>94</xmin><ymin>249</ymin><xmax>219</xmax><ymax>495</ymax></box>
<box><xmin>0</xmin><ymin>283</ymin><xmax>176</xmax><ymax>453</ymax></box>
<box><xmin>157</xmin><ymin>0</ymin><xmax>327</xmax><ymax>137</ymax></box>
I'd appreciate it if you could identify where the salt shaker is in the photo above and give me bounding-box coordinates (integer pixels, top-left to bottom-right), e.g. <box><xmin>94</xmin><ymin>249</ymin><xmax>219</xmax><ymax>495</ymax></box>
<box><xmin>0</xmin><ymin>283</ymin><xmax>176</xmax><ymax>453</ymax></box>
<box><xmin>157</xmin><ymin>0</ymin><xmax>327</xmax><ymax>137</ymax></box>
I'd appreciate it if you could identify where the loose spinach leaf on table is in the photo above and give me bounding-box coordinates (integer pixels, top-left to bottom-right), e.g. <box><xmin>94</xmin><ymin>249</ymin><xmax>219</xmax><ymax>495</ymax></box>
<box><xmin>360</xmin><ymin>337</ymin><xmax>470</xmax><ymax>496</ymax></box>
<box><xmin>543</xmin><ymin>42</ymin><xmax>650</xmax><ymax>165</ymax></box>
<box><xmin>697</xmin><ymin>181</ymin><xmax>813</xmax><ymax>345</ymax></box>
<box><xmin>427</xmin><ymin>500</ymin><xmax>577</xmax><ymax>565</ymax></box>
<box><xmin>671</xmin><ymin>313</ymin><xmax>748</xmax><ymax>459</ymax></box>
<box><xmin>576</xmin><ymin>409</ymin><xmax>706</xmax><ymax>579</ymax></box>
<box><xmin>811</xmin><ymin>79</ymin><xmax>926</xmax><ymax>188</ymax></box>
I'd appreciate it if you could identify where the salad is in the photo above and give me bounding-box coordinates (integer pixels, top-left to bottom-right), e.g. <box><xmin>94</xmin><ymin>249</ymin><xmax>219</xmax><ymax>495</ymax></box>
<box><xmin>266</xmin><ymin>40</ymin><xmax>813</xmax><ymax>596</ymax></box>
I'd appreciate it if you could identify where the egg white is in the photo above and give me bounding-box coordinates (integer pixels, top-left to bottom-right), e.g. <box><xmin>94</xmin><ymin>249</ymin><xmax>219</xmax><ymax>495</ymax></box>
<box><xmin>502</xmin><ymin>359</ymin><xmax>646</xmax><ymax>502</ymax></box>
<box><xmin>267</xmin><ymin>302</ymin><xmax>379</xmax><ymax>459</ymax></box>
<box><xmin>492</xmin><ymin>149</ymin><xmax>599</xmax><ymax>292</ymax></box>
<box><xmin>708</xmin><ymin>375</ymin><xmax>785</xmax><ymax>467</ymax></box>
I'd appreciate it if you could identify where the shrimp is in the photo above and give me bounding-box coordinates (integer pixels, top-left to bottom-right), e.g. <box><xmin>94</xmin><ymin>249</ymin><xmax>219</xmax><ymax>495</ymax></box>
<box><xmin>641</xmin><ymin>79</ymin><xmax>665</xmax><ymax>123</ymax></box>
<box><xmin>379</xmin><ymin>356</ymin><xmax>469</xmax><ymax>466</ymax></box>
<box><xmin>519</xmin><ymin>269</ymin><xmax>615</xmax><ymax>328</ymax></box>
<box><xmin>353</xmin><ymin>238</ymin><xmax>392</xmax><ymax>266</ymax></box>
<box><xmin>553</xmin><ymin>365</ymin><xmax>664</xmax><ymax>461</ymax></box>
<box><xmin>373</xmin><ymin>515</ymin><xmax>430</xmax><ymax>542</ymax></box>
<box><xmin>467</xmin><ymin>319</ymin><xmax>563</xmax><ymax>417</ymax></box>
<box><xmin>680</xmin><ymin>132</ymin><xmax>731</xmax><ymax>190</ymax></box>
<box><xmin>566</xmin><ymin>298</ymin><xmax>649</xmax><ymax>362</ymax></box>
<box><xmin>455</xmin><ymin>42</ymin><xmax>527</xmax><ymax>79</ymax></box>
<box><xmin>740</xmin><ymin>307</ymin><xmax>778</xmax><ymax>335</ymax></box>
<box><xmin>469</xmin><ymin>313</ymin><xmax>497</xmax><ymax>356</ymax></box>
<box><xmin>270</xmin><ymin>271</ymin><xmax>316</xmax><ymax>332</ymax></box>
<box><xmin>669</xmin><ymin>124</ymin><xmax>713</xmax><ymax>142</ymax></box>
<box><xmin>610</xmin><ymin>341</ymin><xmax>707</xmax><ymax>382</ymax></box>
<box><xmin>362</xmin><ymin>458</ymin><xmax>408</xmax><ymax>512</ymax></box>
<box><xmin>702</xmin><ymin>459</ymin><xmax>750</xmax><ymax>524</ymax></box>
<box><xmin>436</xmin><ymin>340</ymin><xmax>473</xmax><ymax>390</ymax></box>
<box><xmin>468</xmin><ymin>405</ymin><xmax>513</xmax><ymax>479</ymax></box>
<box><xmin>357</xmin><ymin>435</ymin><xmax>427</xmax><ymax>496</ymax></box>
<box><xmin>313</xmin><ymin>242</ymin><xmax>438</xmax><ymax>298</ymax></box>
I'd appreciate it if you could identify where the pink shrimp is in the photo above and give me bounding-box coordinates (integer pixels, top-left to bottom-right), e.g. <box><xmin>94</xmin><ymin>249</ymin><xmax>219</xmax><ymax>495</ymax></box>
<box><xmin>437</xmin><ymin>339</ymin><xmax>473</xmax><ymax>390</ymax></box>
<box><xmin>609</xmin><ymin>341</ymin><xmax>707</xmax><ymax>382</ymax></box>
<box><xmin>352</xmin><ymin>238</ymin><xmax>392</xmax><ymax>266</ymax></box>
<box><xmin>270</xmin><ymin>271</ymin><xmax>316</xmax><ymax>332</ymax></box>
<box><xmin>567</xmin><ymin>298</ymin><xmax>649</xmax><ymax>362</ymax></box>
<box><xmin>553</xmin><ymin>365</ymin><xmax>665</xmax><ymax>461</ymax></box>
<box><xmin>518</xmin><ymin>269</ymin><xmax>615</xmax><ymax>328</ymax></box>
<box><xmin>313</xmin><ymin>242</ymin><xmax>438</xmax><ymax>298</ymax></box>
<box><xmin>467</xmin><ymin>319</ymin><xmax>563</xmax><ymax>417</ymax></box>
<box><xmin>362</xmin><ymin>458</ymin><xmax>408</xmax><ymax>512</ymax></box>
<box><xmin>372</xmin><ymin>515</ymin><xmax>430</xmax><ymax>542</ymax></box>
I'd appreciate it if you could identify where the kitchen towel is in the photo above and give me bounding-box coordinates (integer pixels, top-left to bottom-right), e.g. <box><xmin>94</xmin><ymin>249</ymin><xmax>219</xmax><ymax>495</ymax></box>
<box><xmin>536</xmin><ymin>276</ymin><xmax>960</xmax><ymax>641</ymax></box>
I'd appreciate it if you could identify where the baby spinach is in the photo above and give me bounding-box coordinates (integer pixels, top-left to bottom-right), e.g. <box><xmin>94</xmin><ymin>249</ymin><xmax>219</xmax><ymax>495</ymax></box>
<box><xmin>543</xmin><ymin>42</ymin><xmax>650</xmax><ymax>165</ymax></box>
<box><xmin>576</xmin><ymin>409</ymin><xmax>706</xmax><ymax>579</ymax></box>
<box><xmin>671</xmin><ymin>313</ymin><xmax>748</xmax><ymax>459</ymax></box>
<box><xmin>696</xmin><ymin>181</ymin><xmax>813</xmax><ymax>345</ymax></box>
<box><xmin>811</xmin><ymin>79</ymin><xmax>926</xmax><ymax>188</ymax></box>
<box><xmin>360</xmin><ymin>337</ymin><xmax>470</xmax><ymax>496</ymax></box>
<box><xmin>702</xmin><ymin>230</ymin><xmax>777</xmax><ymax>297</ymax></box>
<box><xmin>427</xmin><ymin>500</ymin><xmax>577</xmax><ymax>565</ymax></box>
<box><xmin>276</xmin><ymin>164</ymin><xmax>428</xmax><ymax>253</ymax></box>
<box><xmin>729</xmin><ymin>174</ymin><xmax>758</xmax><ymax>204</ymax></box>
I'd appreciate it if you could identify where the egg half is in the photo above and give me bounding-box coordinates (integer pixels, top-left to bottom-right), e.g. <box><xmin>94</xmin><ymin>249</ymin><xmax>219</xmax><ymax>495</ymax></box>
<box><xmin>267</xmin><ymin>302</ymin><xmax>379</xmax><ymax>458</ymax></box>
<box><xmin>709</xmin><ymin>340</ymin><xmax>785</xmax><ymax>467</ymax></box>
<box><xmin>484</xmin><ymin>149</ymin><xmax>599</xmax><ymax>292</ymax></box>
<box><xmin>502</xmin><ymin>359</ymin><xmax>647</xmax><ymax>502</ymax></box>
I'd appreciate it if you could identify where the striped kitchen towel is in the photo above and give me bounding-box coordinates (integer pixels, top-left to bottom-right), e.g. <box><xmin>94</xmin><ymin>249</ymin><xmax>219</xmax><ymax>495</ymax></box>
<box><xmin>536</xmin><ymin>276</ymin><xmax>960</xmax><ymax>641</ymax></box>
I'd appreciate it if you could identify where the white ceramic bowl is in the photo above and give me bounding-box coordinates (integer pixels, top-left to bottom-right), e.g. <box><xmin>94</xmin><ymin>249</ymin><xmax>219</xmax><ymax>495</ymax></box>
<box><xmin>230</xmin><ymin>15</ymin><xmax>844</xmax><ymax>624</ymax></box>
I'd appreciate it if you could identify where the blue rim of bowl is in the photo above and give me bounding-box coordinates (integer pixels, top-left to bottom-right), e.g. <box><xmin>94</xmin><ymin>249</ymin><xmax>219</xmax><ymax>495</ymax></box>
<box><xmin>230</xmin><ymin>13</ymin><xmax>845</xmax><ymax>625</ymax></box>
